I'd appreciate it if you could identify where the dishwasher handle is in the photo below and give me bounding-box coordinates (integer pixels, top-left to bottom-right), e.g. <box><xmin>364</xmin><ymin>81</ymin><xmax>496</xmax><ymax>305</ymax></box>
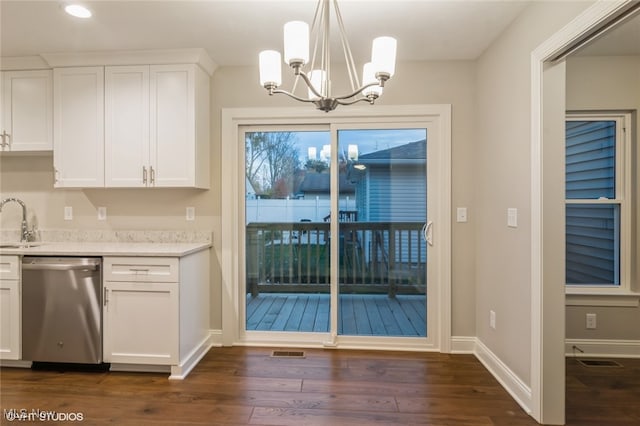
<box><xmin>22</xmin><ymin>262</ymin><xmax>100</xmax><ymax>272</ymax></box>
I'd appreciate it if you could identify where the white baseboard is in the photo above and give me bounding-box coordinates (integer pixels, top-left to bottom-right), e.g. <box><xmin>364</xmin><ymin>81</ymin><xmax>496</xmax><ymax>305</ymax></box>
<box><xmin>110</xmin><ymin>363</ymin><xmax>170</xmax><ymax>374</ymax></box>
<box><xmin>565</xmin><ymin>338</ymin><xmax>640</xmax><ymax>358</ymax></box>
<box><xmin>209</xmin><ymin>329</ymin><xmax>224</xmax><ymax>347</ymax></box>
<box><xmin>170</xmin><ymin>335</ymin><xmax>213</xmax><ymax>380</ymax></box>
<box><xmin>474</xmin><ymin>339</ymin><xmax>532</xmax><ymax>415</ymax></box>
<box><xmin>450</xmin><ymin>336</ymin><xmax>476</xmax><ymax>354</ymax></box>
<box><xmin>0</xmin><ymin>360</ymin><xmax>32</xmax><ymax>368</ymax></box>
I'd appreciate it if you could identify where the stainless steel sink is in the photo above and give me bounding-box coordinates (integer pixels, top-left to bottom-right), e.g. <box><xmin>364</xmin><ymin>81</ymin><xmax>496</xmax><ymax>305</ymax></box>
<box><xmin>0</xmin><ymin>242</ymin><xmax>43</xmax><ymax>249</ymax></box>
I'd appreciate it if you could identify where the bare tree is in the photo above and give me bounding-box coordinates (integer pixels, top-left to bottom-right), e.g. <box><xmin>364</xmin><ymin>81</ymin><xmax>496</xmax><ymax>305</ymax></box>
<box><xmin>245</xmin><ymin>132</ymin><xmax>300</xmax><ymax>197</ymax></box>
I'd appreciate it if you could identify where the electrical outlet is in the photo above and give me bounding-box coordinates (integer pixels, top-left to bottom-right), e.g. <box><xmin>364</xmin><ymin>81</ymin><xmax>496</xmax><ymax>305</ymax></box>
<box><xmin>64</xmin><ymin>206</ymin><xmax>73</xmax><ymax>221</ymax></box>
<box><xmin>490</xmin><ymin>310</ymin><xmax>496</xmax><ymax>330</ymax></box>
<box><xmin>97</xmin><ymin>207</ymin><xmax>107</xmax><ymax>221</ymax></box>
<box><xmin>586</xmin><ymin>313</ymin><xmax>597</xmax><ymax>329</ymax></box>
<box><xmin>186</xmin><ymin>207</ymin><xmax>195</xmax><ymax>221</ymax></box>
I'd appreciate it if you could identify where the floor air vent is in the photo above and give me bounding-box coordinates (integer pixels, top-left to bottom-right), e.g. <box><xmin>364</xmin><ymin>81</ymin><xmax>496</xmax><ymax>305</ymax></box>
<box><xmin>577</xmin><ymin>359</ymin><xmax>623</xmax><ymax>368</ymax></box>
<box><xmin>271</xmin><ymin>350</ymin><xmax>305</xmax><ymax>358</ymax></box>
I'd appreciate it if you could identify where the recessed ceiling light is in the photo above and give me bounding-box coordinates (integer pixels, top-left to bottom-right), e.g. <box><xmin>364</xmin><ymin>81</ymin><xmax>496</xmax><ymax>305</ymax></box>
<box><xmin>64</xmin><ymin>4</ymin><xmax>92</xmax><ymax>19</ymax></box>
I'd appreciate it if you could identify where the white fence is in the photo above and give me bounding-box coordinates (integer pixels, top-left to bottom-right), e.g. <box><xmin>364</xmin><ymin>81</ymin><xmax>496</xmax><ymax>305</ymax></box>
<box><xmin>246</xmin><ymin>197</ymin><xmax>356</xmax><ymax>224</ymax></box>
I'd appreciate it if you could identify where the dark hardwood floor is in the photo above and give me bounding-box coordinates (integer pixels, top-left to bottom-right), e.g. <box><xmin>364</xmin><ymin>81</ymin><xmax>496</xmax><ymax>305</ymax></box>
<box><xmin>0</xmin><ymin>348</ymin><xmax>638</xmax><ymax>425</ymax></box>
<box><xmin>565</xmin><ymin>356</ymin><xmax>640</xmax><ymax>425</ymax></box>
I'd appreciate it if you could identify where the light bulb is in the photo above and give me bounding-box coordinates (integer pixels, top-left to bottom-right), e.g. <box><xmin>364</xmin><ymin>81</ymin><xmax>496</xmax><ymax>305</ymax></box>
<box><xmin>371</xmin><ymin>36</ymin><xmax>397</xmax><ymax>78</ymax></box>
<box><xmin>259</xmin><ymin>50</ymin><xmax>282</xmax><ymax>87</ymax></box>
<box><xmin>308</xmin><ymin>70</ymin><xmax>327</xmax><ymax>99</ymax></box>
<box><xmin>362</xmin><ymin>62</ymin><xmax>383</xmax><ymax>97</ymax></box>
<box><xmin>284</xmin><ymin>21</ymin><xmax>309</xmax><ymax>66</ymax></box>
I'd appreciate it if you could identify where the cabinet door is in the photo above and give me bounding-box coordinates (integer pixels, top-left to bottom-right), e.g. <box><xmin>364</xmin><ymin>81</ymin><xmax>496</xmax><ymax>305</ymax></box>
<box><xmin>0</xmin><ymin>279</ymin><xmax>20</xmax><ymax>360</ymax></box>
<box><xmin>1</xmin><ymin>70</ymin><xmax>53</xmax><ymax>152</ymax></box>
<box><xmin>53</xmin><ymin>67</ymin><xmax>104</xmax><ymax>188</ymax></box>
<box><xmin>103</xmin><ymin>281</ymin><xmax>178</xmax><ymax>365</ymax></box>
<box><xmin>105</xmin><ymin>66</ymin><xmax>150</xmax><ymax>187</ymax></box>
<box><xmin>149</xmin><ymin>64</ymin><xmax>195</xmax><ymax>187</ymax></box>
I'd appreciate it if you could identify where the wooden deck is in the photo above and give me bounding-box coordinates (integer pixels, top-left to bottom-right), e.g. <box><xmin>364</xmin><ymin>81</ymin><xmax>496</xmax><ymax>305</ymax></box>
<box><xmin>246</xmin><ymin>293</ymin><xmax>426</xmax><ymax>336</ymax></box>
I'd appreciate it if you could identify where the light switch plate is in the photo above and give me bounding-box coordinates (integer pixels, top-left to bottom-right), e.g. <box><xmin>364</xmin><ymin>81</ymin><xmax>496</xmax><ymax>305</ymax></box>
<box><xmin>586</xmin><ymin>313</ymin><xmax>597</xmax><ymax>329</ymax></box>
<box><xmin>507</xmin><ymin>208</ymin><xmax>518</xmax><ymax>228</ymax></box>
<box><xmin>97</xmin><ymin>207</ymin><xmax>107</xmax><ymax>221</ymax></box>
<box><xmin>64</xmin><ymin>206</ymin><xmax>73</xmax><ymax>221</ymax></box>
<box><xmin>186</xmin><ymin>207</ymin><xmax>195</xmax><ymax>221</ymax></box>
<box><xmin>456</xmin><ymin>207</ymin><xmax>468</xmax><ymax>223</ymax></box>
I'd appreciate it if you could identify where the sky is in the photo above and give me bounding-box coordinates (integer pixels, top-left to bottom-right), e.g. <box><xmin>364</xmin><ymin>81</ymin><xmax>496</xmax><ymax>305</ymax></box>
<box><xmin>293</xmin><ymin>128</ymin><xmax>427</xmax><ymax>162</ymax></box>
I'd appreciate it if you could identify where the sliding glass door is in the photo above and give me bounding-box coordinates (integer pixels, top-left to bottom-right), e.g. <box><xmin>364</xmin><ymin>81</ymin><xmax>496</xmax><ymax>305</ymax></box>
<box><xmin>244</xmin><ymin>128</ymin><xmax>331</xmax><ymax>332</ymax></box>
<box><xmin>243</xmin><ymin>124</ymin><xmax>430</xmax><ymax>340</ymax></box>
<box><xmin>337</xmin><ymin>128</ymin><xmax>427</xmax><ymax>336</ymax></box>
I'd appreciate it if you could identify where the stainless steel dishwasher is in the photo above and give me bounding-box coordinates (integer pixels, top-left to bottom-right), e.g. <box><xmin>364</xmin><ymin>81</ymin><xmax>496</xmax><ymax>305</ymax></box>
<box><xmin>22</xmin><ymin>257</ymin><xmax>103</xmax><ymax>364</ymax></box>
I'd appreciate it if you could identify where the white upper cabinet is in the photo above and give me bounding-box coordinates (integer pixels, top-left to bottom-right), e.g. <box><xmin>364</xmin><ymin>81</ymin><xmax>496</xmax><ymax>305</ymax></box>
<box><xmin>1</xmin><ymin>70</ymin><xmax>53</xmax><ymax>152</ymax></box>
<box><xmin>105</xmin><ymin>65</ymin><xmax>150</xmax><ymax>187</ymax></box>
<box><xmin>103</xmin><ymin>64</ymin><xmax>210</xmax><ymax>188</ymax></box>
<box><xmin>53</xmin><ymin>67</ymin><xmax>105</xmax><ymax>188</ymax></box>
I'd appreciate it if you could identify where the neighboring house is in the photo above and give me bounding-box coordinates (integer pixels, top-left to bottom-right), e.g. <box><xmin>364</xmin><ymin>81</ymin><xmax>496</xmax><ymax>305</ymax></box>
<box><xmin>350</xmin><ymin>140</ymin><xmax>426</xmax><ymax>223</ymax></box>
<box><xmin>297</xmin><ymin>171</ymin><xmax>356</xmax><ymax>201</ymax></box>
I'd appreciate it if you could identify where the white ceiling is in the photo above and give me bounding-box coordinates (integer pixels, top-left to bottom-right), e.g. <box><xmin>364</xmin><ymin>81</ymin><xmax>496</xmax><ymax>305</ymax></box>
<box><xmin>0</xmin><ymin>0</ymin><xmax>532</xmax><ymax>67</ymax></box>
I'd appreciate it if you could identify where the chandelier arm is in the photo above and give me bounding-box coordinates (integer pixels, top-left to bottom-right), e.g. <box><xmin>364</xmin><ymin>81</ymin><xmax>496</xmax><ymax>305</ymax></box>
<box><xmin>332</xmin><ymin>81</ymin><xmax>380</xmax><ymax>101</ymax></box>
<box><xmin>297</xmin><ymin>69</ymin><xmax>324</xmax><ymax>99</ymax></box>
<box><xmin>333</xmin><ymin>0</ymin><xmax>360</xmax><ymax>91</ymax></box>
<box><xmin>335</xmin><ymin>97</ymin><xmax>373</xmax><ymax>106</ymax></box>
<box><xmin>271</xmin><ymin>89</ymin><xmax>318</xmax><ymax>104</ymax></box>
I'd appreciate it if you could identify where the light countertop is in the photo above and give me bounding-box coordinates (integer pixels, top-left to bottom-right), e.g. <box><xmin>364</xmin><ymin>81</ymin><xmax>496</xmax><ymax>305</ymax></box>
<box><xmin>0</xmin><ymin>241</ymin><xmax>211</xmax><ymax>257</ymax></box>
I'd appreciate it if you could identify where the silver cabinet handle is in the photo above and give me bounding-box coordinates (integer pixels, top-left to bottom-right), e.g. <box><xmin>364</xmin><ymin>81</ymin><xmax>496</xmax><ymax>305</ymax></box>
<box><xmin>150</xmin><ymin>166</ymin><xmax>155</xmax><ymax>184</ymax></box>
<box><xmin>54</xmin><ymin>168</ymin><xmax>60</xmax><ymax>184</ymax></box>
<box><xmin>0</xmin><ymin>131</ymin><xmax>9</xmax><ymax>148</ymax></box>
<box><xmin>143</xmin><ymin>166</ymin><xmax>148</xmax><ymax>184</ymax></box>
<box><xmin>22</xmin><ymin>263</ymin><xmax>100</xmax><ymax>271</ymax></box>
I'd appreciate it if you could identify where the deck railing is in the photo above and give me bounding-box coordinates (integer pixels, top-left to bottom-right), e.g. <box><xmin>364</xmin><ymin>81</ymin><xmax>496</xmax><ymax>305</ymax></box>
<box><xmin>246</xmin><ymin>221</ymin><xmax>426</xmax><ymax>297</ymax></box>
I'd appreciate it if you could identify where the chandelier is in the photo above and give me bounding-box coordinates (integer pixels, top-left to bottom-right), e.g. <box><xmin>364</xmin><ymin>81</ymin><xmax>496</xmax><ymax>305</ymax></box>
<box><xmin>258</xmin><ymin>0</ymin><xmax>397</xmax><ymax>112</ymax></box>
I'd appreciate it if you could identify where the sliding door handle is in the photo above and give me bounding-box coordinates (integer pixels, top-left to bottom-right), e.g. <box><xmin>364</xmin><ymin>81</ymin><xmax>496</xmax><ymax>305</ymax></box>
<box><xmin>423</xmin><ymin>221</ymin><xmax>433</xmax><ymax>246</ymax></box>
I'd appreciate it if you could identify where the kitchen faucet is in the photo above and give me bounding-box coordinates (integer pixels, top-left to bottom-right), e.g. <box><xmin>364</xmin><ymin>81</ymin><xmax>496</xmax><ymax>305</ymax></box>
<box><xmin>0</xmin><ymin>197</ymin><xmax>33</xmax><ymax>242</ymax></box>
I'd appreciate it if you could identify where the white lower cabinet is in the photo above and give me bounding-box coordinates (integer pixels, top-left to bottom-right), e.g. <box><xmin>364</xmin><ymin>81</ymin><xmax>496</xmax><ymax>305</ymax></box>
<box><xmin>103</xmin><ymin>280</ymin><xmax>178</xmax><ymax>365</ymax></box>
<box><xmin>0</xmin><ymin>255</ymin><xmax>20</xmax><ymax>360</ymax></box>
<box><xmin>102</xmin><ymin>252</ymin><xmax>210</xmax><ymax>378</ymax></box>
<box><xmin>103</xmin><ymin>257</ymin><xmax>179</xmax><ymax>365</ymax></box>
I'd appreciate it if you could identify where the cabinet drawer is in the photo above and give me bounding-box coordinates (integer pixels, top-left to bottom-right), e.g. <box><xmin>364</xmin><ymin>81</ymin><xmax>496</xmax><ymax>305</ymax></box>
<box><xmin>0</xmin><ymin>256</ymin><xmax>20</xmax><ymax>280</ymax></box>
<box><xmin>103</xmin><ymin>257</ymin><xmax>178</xmax><ymax>282</ymax></box>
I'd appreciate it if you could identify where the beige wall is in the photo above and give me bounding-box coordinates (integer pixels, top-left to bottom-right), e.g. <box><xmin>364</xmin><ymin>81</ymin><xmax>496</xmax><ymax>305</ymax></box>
<box><xmin>565</xmin><ymin>55</ymin><xmax>640</xmax><ymax>341</ymax></box>
<box><xmin>211</xmin><ymin>60</ymin><xmax>478</xmax><ymax>334</ymax></box>
<box><xmin>474</xmin><ymin>0</ymin><xmax>593</xmax><ymax>386</ymax></box>
<box><xmin>0</xmin><ymin>59</ymin><xmax>478</xmax><ymax>336</ymax></box>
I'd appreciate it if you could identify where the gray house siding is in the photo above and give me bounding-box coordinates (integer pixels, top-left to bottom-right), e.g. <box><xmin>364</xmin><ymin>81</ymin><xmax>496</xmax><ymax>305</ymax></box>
<box><xmin>565</xmin><ymin>120</ymin><xmax>618</xmax><ymax>284</ymax></box>
<box><xmin>363</xmin><ymin>165</ymin><xmax>426</xmax><ymax>222</ymax></box>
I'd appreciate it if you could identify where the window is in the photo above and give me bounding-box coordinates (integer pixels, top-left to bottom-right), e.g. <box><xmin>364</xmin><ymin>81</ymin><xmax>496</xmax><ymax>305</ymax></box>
<box><xmin>565</xmin><ymin>112</ymin><xmax>632</xmax><ymax>291</ymax></box>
